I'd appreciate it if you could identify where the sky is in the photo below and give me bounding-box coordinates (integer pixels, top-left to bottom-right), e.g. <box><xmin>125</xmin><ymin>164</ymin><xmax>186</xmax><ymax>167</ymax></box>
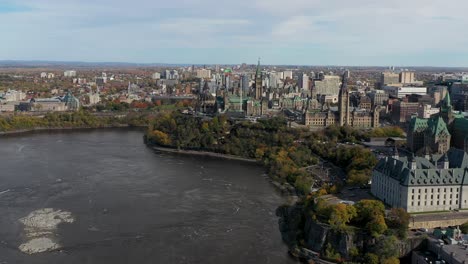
<box><xmin>1</xmin><ymin>0</ymin><xmax>468</xmax><ymax>66</ymax></box>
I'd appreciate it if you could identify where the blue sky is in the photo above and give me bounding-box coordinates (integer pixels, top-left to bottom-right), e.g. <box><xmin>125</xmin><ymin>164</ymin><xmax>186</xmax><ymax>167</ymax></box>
<box><xmin>1</xmin><ymin>0</ymin><xmax>468</xmax><ymax>66</ymax></box>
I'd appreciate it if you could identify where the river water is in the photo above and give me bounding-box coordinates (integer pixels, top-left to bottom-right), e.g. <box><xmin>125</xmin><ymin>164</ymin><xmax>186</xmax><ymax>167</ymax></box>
<box><xmin>0</xmin><ymin>129</ymin><xmax>295</xmax><ymax>264</ymax></box>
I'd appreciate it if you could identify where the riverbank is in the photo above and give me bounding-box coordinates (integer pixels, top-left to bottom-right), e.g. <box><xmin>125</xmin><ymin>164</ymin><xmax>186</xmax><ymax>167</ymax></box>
<box><xmin>0</xmin><ymin>125</ymin><xmax>146</xmax><ymax>136</ymax></box>
<box><xmin>150</xmin><ymin>145</ymin><xmax>259</xmax><ymax>163</ymax></box>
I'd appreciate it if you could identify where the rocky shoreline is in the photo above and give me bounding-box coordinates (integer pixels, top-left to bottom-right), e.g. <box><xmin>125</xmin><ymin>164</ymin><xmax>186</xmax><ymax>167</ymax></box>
<box><xmin>150</xmin><ymin>145</ymin><xmax>259</xmax><ymax>163</ymax></box>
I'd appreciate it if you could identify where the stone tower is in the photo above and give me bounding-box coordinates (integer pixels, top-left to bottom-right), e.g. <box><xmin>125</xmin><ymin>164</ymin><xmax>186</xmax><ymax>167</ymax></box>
<box><xmin>338</xmin><ymin>72</ymin><xmax>350</xmax><ymax>126</ymax></box>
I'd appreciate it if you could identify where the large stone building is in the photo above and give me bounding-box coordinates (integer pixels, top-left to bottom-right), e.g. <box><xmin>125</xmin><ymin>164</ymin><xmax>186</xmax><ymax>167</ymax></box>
<box><xmin>304</xmin><ymin>73</ymin><xmax>380</xmax><ymax>129</ymax></box>
<box><xmin>313</xmin><ymin>75</ymin><xmax>341</xmax><ymax>97</ymax></box>
<box><xmin>407</xmin><ymin>116</ymin><xmax>451</xmax><ymax>155</ymax></box>
<box><xmin>407</xmin><ymin>92</ymin><xmax>468</xmax><ymax>154</ymax></box>
<box><xmin>371</xmin><ymin>148</ymin><xmax>468</xmax><ymax>213</ymax></box>
<box><xmin>380</xmin><ymin>71</ymin><xmax>400</xmax><ymax>87</ymax></box>
<box><xmin>373</xmin><ymin>91</ymin><xmax>468</xmax><ymax>213</ymax></box>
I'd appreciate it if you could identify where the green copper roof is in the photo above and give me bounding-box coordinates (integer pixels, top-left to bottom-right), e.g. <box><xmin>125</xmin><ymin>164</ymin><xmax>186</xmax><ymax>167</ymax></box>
<box><xmin>256</xmin><ymin>58</ymin><xmax>261</xmax><ymax>77</ymax></box>
<box><xmin>409</xmin><ymin>116</ymin><xmax>450</xmax><ymax>136</ymax></box>
<box><xmin>441</xmin><ymin>92</ymin><xmax>452</xmax><ymax>112</ymax></box>
<box><xmin>428</xmin><ymin>116</ymin><xmax>450</xmax><ymax>136</ymax></box>
<box><xmin>409</xmin><ymin>117</ymin><xmax>429</xmax><ymax>132</ymax></box>
<box><xmin>374</xmin><ymin>148</ymin><xmax>468</xmax><ymax>186</ymax></box>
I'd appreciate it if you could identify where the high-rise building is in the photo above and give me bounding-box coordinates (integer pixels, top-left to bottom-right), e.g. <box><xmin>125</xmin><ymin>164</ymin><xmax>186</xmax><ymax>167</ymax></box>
<box><xmin>400</xmin><ymin>71</ymin><xmax>415</xmax><ymax>84</ymax></box>
<box><xmin>380</xmin><ymin>72</ymin><xmax>400</xmax><ymax>86</ymax></box>
<box><xmin>152</xmin><ymin>72</ymin><xmax>161</xmax><ymax>80</ymax></box>
<box><xmin>269</xmin><ymin>72</ymin><xmax>281</xmax><ymax>89</ymax></box>
<box><xmin>255</xmin><ymin>60</ymin><xmax>263</xmax><ymax>100</ymax></box>
<box><xmin>298</xmin><ymin>74</ymin><xmax>309</xmax><ymax>90</ymax></box>
<box><xmin>164</xmin><ymin>70</ymin><xmax>179</xmax><ymax>80</ymax></box>
<box><xmin>283</xmin><ymin>71</ymin><xmax>293</xmax><ymax>80</ymax></box>
<box><xmin>196</xmin><ymin>69</ymin><xmax>212</xmax><ymax>79</ymax></box>
<box><xmin>313</xmin><ymin>75</ymin><xmax>341</xmax><ymax>96</ymax></box>
<box><xmin>367</xmin><ymin>90</ymin><xmax>389</xmax><ymax>106</ymax></box>
<box><xmin>241</xmin><ymin>74</ymin><xmax>249</xmax><ymax>94</ymax></box>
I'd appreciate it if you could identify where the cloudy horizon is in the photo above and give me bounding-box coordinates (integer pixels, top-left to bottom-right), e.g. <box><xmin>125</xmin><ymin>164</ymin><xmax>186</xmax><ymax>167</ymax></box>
<box><xmin>1</xmin><ymin>0</ymin><xmax>468</xmax><ymax>66</ymax></box>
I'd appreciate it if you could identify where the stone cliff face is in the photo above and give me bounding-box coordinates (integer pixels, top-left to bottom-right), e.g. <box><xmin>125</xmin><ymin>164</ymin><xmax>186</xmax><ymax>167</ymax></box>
<box><xmin>303</xmin><ymin>218</ymin><xmax>364</xmax><ymax>259</ymax></box>
<box><xmin>277</xmin><ymin>204</ymin><xmax>426</xmax><ymax>262</ymax></box>
<box><xmin>276</xmin><ymin>205</ymin><xmax>304</xmax><ymax>247</ymax></box>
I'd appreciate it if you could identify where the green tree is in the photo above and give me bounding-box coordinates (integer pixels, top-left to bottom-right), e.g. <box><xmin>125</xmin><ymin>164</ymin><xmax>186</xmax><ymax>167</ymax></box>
<box><xmin>374</xmin><ymin>236</ymin><xmax>400</xmax><ymax>261</ymax></box>
<box><xmin>460</xmin><ymin>221</ymin><xmax>468</xmax><ymax>234</ymax></box>
<box><xmin>364</xmin><ymin>253</ymin><xmax>379</xmax><ymax>264</ymax></box>
<box><xmin>354</xmin><ymin>200</ymin><xmax>388</xmax><ymax>237</ymax></box>
<box><xmin>386</xmin><ymin>208</ymin><xmax>410</xmax><ymax>238</ymax></box>
<box><xmin>382</xmin><ymin>257</ymin><xmax>400</xmax><ymax>264</ymax></box>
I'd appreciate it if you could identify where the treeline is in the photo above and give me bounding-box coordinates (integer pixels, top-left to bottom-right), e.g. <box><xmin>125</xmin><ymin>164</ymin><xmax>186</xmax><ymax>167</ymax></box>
<box><xmin>146</xmin><ymin>112</ymin><xmax>383</xmax><ymax>192</ymax></box>
<box><xmin>93</xmin><ymin>99</ymin><xmax>193</xmax><ymax>112</ymax></box>
<box><xmin>0</xmin><ymin>111</ymin><xmax>153</xmax><ymax>132</ymax></box>
<box><xmin>298</xmin><ymin>191</ymin><xmax>410</xmax><ymax>263</ymax></box>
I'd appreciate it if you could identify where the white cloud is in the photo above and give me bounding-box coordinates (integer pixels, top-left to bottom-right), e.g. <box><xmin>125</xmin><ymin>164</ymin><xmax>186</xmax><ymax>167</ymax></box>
<box><xmin>1</xmin><ymin>0</ymin><xmax>468</xmax><ymax>65</ymax></box>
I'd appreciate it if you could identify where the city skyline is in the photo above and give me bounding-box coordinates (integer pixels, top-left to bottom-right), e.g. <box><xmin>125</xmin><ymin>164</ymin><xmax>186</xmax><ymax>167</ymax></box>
<box><xmin>2</xmin><ymin>0</ymin><xmax>468</xmax><ymax>66</ymax></box>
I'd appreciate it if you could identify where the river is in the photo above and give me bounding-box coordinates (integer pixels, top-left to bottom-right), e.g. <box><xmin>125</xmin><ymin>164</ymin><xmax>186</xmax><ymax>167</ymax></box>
<box><xmin>0</xmin><ymin>129</ymin><xmax>296</xmax><ymax>264</ymax></box>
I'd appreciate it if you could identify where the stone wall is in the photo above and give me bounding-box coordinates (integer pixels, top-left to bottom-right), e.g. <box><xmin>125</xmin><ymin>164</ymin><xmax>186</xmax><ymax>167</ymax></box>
<box><xmin>409</xmin><ymin>218</ymin><xmax>468</xmax><ymax>229</ymax></box>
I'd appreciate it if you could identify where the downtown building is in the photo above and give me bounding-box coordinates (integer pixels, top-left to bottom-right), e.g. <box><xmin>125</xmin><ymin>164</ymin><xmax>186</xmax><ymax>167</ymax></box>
<box><xmin>372</xmin><ymin>92</ymin><xmax>468</xmax><ymax>213</ymax></box>
<box><xmin>304</xmin><ymin>73</ymin><xmax>380</xmax><ymax>129</ymax></box>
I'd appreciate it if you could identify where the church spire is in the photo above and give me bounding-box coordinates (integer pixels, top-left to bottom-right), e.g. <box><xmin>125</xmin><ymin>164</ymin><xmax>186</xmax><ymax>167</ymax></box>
<box><xmin>256</xmin><ymin>58</ymin><xmax>261</xmax><ymax>77</ymax></box>
<box><xmin>443</xmin><ymin>91</ymin><xmax>452</xmax><ymax>109</ymax></box>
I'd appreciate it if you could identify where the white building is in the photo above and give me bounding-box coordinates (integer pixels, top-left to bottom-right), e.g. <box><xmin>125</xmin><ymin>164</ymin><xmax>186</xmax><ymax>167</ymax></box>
<box><xmin>314</xmin><ymin>75</ymin><xmax>342</xmax><ymax>96</ymax></box>
<box><xmin>418</xmin><ymin>104</ymin><xmax>440</xmax><ymax>119</ymax></box>
<box><xmin>164</xmin><ymin>70</ymin><xmax>179</xmax><ymax>80</ymax></box>
<box><xmin>298</xmin><ymin>73</ymin><xmax>309</xmax><ymax>89</ymax></box>
<box><xmin>383</xmin><ymin>86</ymin><xmax>427</xmax><ymax>98</ymax></box>
<box><xmin>64</xmin><ymin>70</ymin><xmax>77</xmax><ymax>77</ymax></box>
<box><xmin>268</xmin><ymin>72</ymin><xmax>282</xmax><ymax>89</ymax></box>
<box><xmin>0</xmin><ymin>90</ymin><xmax>26</xmax><ymax>102</ymax></box>
<box><xmin>371</xmin><ymin>148</ymin><xmax>468</xmax><ymax>213</ymax></box>
<box><xmin>0</xmin><ymin>102</ymin><xmax>16</xmax><ymax>112</ymax></box>
<box><xmin>40</xmin><ymin>72</ymin><xmax>47</xmax><ymax>78</ymax></box>
<box><xmin>152</xmin><ymin>72</ymin><xmax>161</xmax><ymax>80</ymax></box>
<box><xmin>400</xmin><ymin>71</ymin><xmax>415</xmax><ymax>84</ymax></box>
<box><xmin>283</xmin><ymin>71</ymin><xmax>293</xmax><ymax>80</ymax></box>
<box><xmin>196</xmin><ymin>69</ymin><xmax>212</xmax><ymax>79</ymax></box>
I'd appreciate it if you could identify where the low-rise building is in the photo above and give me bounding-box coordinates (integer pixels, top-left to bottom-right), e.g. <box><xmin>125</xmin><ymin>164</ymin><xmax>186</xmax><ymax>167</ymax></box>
<box><xmin>384</xmin><ymin>86</ymin><xmax>427</xmax><ymax>98</ymax></box>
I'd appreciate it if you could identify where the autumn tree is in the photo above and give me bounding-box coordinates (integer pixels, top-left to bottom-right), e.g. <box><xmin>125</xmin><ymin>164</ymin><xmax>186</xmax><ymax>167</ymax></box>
<box><xmin>328</xmin><ymin>203</ymin><xmax>357</xmax><ymax>231</ymax></box>
<box><xmin>149</xmin><ymin>130</ymin><xmax>171</xmax><ymax>146</ymax></box>
<box><xmin>386</xmin><ymin>208</ymin><xmax>410</xmax><ymax>238</ymax></box>
<box><xmin>354</xmin><ymin>200</ymin><xmax>388</xmax><ymax>237</ymax></box>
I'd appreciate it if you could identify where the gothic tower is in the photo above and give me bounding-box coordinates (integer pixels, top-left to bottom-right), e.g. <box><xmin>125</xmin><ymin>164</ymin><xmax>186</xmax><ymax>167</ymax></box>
<box><xmin>255</xmin><ymin>59</ymin><xmax>263</xmax><ymax>100</ymax></box>
<box><xmin>338</xmin><ymin>72</ymin><xmax>350</xmax><ymax>126</ymax></box>
<box><xmin>440</xmin><ymin>92</ymin><xmax>454</xmax><ymax>125</ymax></box>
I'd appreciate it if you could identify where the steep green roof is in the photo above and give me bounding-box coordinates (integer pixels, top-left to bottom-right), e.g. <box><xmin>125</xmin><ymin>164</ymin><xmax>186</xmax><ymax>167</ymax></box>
<box><xmin>409</xmin><ymin>117</ymin><xmax>429</xmax><ymax>132</ymax></box>
<box><xmin>428</xmin><ymin>117</ymin><xmax>450</xmax><ymax>136</ymax></box>
<box><xmin>441</xmin><ymin>92</ymin><xmax>452</xmax><ymax>112</ymax></box>
<box><xmin>374</xmin><ymin>148</ymin><xmax>468</xmax><ymax>187</ymax></box>
<box><xmin>409</xmin><ymin>116</ymin><xmax>450</xmax><ymax>136</ymax></box>
<box><xmin>255</xmin><ymin>58</ymin><xmax>261</xmax><ymax>77</ymax></box>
